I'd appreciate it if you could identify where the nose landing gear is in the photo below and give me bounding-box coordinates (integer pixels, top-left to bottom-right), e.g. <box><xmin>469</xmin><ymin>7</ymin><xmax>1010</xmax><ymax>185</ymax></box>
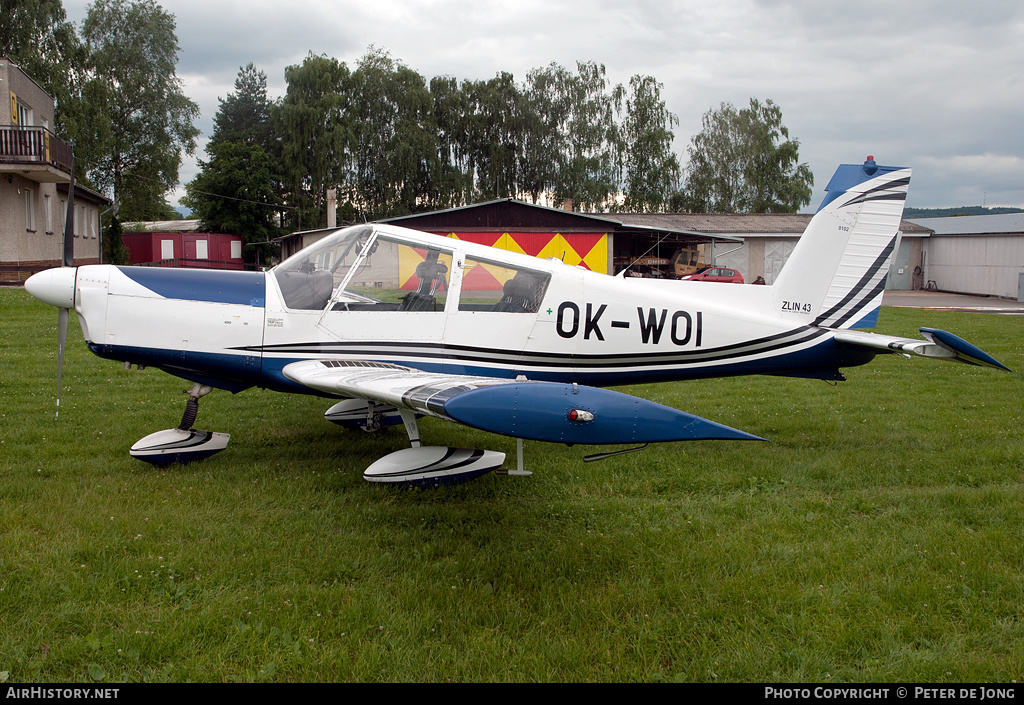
<box><xmin>129</xmin><ymin>383</ymin><xmax>230</xmax><ymax>465</ymax></box>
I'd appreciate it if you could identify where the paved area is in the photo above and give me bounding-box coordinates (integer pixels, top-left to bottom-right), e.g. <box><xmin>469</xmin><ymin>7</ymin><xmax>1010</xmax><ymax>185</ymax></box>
<box><xmin>882</xmin><ymin>290</ymin><xmax>1024</xmax><ymax>315</ymax></box>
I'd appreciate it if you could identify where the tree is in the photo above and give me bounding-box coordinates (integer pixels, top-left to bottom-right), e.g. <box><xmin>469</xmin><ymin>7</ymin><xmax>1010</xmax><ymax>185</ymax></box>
<box><xmin>555</xmin><ymin>61</ymin><xmax>624</xmax><ymax>212</ymax></box>
<box><xmin>681</xmin><ymin>98</ymin><xmax>813</xmax><ymax>213</ymax></box>
<box><xmin>101</xmin><ymin>213</ymin><xmax>128</xmax><ymax>265</ymax></box>
<box><xmin>520</xmin><ymin>63</ymin><xmax>570</xmax><ymax>205</ymax></box>
<box><xmin>620</xmin><ymin>74</ymin><xmax>679</xmax><ymax>213</ymax></box>
<box><xmin>273</xmin><ymin>52</ymin><xmax>354</xmax><ymax>230</ymax></box>
<box><xmin>0</xmin><ymin>0</ymin><xmax>84</xmax><ymax>133</ymax></box>
<box><xmin>520</xmin><ymin>62</ymin><xmax>626</xmax><ymax>211</ymax></box>
<box><xmin>430</xmin><ymin>74</ymin><xmax>475</xmax><ymax>208</ymax></box>
<box><xmin>80</xmin><ymin>0</ymin><xmax>200</xmax><ymax>220</ymax></box>
<box><xmin>350</xmin><ymin>48</ymin><xmax>438</xmax><ymax>219</ymax></box>
<box><xmin>184</xmin><ymin>140</ymin><xmax>282</xmax><ymax>252</ymax></box>
<box><xmin>209</xmin><ymin>62</ymin><xmax>273</xmax><ymax>150</ymax></box>
<box><xmin>463</xmin><ymin>72</ymin><xmax>524</xmax><ymax>201</ymax></box>
<box><xmin>184</xmin><ymin>64</ymin><xmax>283</xmax><ymax>255</ymax></box>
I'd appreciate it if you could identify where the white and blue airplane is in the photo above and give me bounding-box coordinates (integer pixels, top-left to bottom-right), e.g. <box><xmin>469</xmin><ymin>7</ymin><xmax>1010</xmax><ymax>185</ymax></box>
<box><xmin>25</xmin><ymin>158</ymin><xmax>1010</xmax><ymax>485</ymax></box>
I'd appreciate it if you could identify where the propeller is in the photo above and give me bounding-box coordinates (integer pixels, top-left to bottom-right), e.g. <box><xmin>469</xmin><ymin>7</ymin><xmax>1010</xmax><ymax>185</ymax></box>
<box><xmin>56</xmin><ymin>158</ymin><xmax>76</xmax><ymax>419</ymax></box>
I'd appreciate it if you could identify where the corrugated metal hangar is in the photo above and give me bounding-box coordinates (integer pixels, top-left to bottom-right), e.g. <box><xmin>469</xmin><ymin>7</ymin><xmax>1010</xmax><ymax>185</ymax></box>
<box><xmin>909</xmin><ymin>214</ymin><xmax>1024</xmax><ymax>300</ymax></box>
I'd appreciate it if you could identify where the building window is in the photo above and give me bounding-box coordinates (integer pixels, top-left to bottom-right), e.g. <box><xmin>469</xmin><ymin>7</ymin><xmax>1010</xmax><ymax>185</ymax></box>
<box><xmin>231</xmin><ymin>240</ymin><xmax>242</xmax><ymax>259</ymax></box>
<box><xmin>11</xmin><ymin>92</ymin><xmax>33</xmax><ymax>127</ymax></box>
<box><xmin>196</xmin><ymin>240</ymin><xmax>208</xmax><ymax>259</ymax></box>
<box><xmin>44</xmin><ymin>194</ymin><xmax>53</xmax><ymax>234</ymax></box>
<box><xmin>161</xmin><ymin>240</ymin><xmax>174</xmax><ymax>259</ymax></box>
<box><xmin>17</xmin><ymin>101</ymin><xmax>32</xmax><ymax>128</ymax></box>
<box><xmin>90</xmin><ymin>210</ymin><xmax>97</xmax><ymax>239</ymax></box>
<box><xmin>24</xmin><ymin>188</ymin><xmax>36</xmax><ymax>232</ymax></box>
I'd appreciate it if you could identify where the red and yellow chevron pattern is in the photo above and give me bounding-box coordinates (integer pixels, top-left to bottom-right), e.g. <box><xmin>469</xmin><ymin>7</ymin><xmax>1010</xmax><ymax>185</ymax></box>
<box><xmin>400</xmin><ymin>231</ymin><xmax>608</xmax><ymax>291</ymax></box>
<box><xmin>446</xmin><ymin>232</ymin><xmax>608</xmax><ymax>273</ymax></box>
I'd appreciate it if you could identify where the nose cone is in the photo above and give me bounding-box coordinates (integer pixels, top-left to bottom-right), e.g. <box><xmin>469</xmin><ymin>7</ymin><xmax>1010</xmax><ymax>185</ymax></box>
<box><xmin>25</xmin><ymin>267</ymin><xmax>77</xmax><ymax>308</ymax></box>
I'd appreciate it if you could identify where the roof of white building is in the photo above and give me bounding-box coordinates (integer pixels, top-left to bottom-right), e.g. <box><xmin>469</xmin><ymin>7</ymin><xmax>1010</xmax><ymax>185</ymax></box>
<box><xmin>122</xmin><ymin>219</ymin><xmax>201</xmax><ymax>232</ymax></box>
<box><xmin>908</xmin><ymin>213</ymin><xmax>1024</xmax><ymax>236</ymax></box>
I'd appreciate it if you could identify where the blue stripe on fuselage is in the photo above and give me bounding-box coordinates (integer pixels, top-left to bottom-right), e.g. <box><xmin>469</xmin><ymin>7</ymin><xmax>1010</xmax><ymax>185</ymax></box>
<box><xmin>117</xmin><ymin>267</ymin><xmax>266</xmax><ymax>307</ymax></box>
<box><xmin>88</xmin><ymin>343</ymin><xmax>261</xmax><ymax>393</ymax></box>
<box><xmin>258</xmin><ymin>335</ymin><xmax>878</xmax><ymax>392</ymax></box>
<box><xmin>90</xmin><ymin>333</ymin><xmax>879</xmax><ymax>398</ymax></box>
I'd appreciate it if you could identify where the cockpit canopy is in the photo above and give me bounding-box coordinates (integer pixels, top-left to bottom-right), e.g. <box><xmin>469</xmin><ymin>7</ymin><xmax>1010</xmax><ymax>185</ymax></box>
<box><xmin>272</xmin><ymin>224</ymin><xmax>550</xmax><ymax>314</ymax></box>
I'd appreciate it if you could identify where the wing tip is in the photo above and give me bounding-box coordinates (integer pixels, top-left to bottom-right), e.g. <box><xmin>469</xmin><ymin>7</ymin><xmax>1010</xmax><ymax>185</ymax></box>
<box><xmin>920</xmin><ymin>328</ymin><xmax>1012</xmax><ymax>372</ymax></box>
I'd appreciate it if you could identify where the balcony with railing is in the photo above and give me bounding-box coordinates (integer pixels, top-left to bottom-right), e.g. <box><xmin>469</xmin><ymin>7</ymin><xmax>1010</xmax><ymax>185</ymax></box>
<box><xmin>0</xmin><ymin>126</ymin><xmax>74</xmax><ymax>182</ymax></box>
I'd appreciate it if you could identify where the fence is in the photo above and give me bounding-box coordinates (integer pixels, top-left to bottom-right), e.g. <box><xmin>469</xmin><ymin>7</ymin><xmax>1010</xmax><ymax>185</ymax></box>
<box><xmin>0</xmin><ymin>126</ymin><xmax>73</xmax><ymax>172</ymax></box>
<box><xmin>140</xmin><ymin>258</ymin><xmax>252</xmax><ymax>271</ymax></box>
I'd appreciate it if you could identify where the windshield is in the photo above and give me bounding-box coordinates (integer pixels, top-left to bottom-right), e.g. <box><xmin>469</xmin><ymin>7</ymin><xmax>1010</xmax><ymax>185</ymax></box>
<box><xmin>273</xmin><ymin>225</ymin><xmax>375</xmax><ymax>310</ymax></box>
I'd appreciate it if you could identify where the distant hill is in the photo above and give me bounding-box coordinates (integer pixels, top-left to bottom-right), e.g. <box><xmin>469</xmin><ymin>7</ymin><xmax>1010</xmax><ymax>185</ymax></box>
<box><xmin>904</xmin><ymin>206</ymin><xmax>1024</xmax><ymax>218</ymax></box>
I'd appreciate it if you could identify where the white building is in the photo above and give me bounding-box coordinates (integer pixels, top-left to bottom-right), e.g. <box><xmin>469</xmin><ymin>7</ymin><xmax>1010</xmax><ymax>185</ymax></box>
<box><xmin>909</xmin><ymin>214</ymin><xmax>1024</xmax><ymax>300</ymax></box>
<box><xmin>0</xmin><ymin>58</ymin><xmax>109</xmax><ymax>283</ymax></box>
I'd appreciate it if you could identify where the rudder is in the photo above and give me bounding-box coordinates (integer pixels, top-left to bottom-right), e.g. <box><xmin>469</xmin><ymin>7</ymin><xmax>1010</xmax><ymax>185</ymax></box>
<box><xmin>772</xmin><ymin>157</ymin><xmax>911</xmax><ymax>329</ymax></box>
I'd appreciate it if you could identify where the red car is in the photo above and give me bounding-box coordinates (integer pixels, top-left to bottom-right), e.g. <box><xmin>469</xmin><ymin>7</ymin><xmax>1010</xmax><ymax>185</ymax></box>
<box><xmin>679</xmin><ymin>267</ymin><xmax>745</xmax><ymax>284</ymax></box>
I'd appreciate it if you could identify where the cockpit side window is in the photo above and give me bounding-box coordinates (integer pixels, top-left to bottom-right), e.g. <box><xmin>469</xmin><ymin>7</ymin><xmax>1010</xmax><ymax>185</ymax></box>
<box><xmin>334</xmin><ymin>238</ymin><xmax>452</xmax><ymax>312</ymax></box>
<box><xmin>457</xmin><ymin>258</ymin><xmax>551</xmax><ymax>313</ymax></box>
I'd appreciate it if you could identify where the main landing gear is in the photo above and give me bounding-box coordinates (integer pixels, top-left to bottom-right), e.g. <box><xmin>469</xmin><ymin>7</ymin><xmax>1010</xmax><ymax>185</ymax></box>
<box><xmin>325</xmin><ymin>398</ymin><xmax>514</xmax><ymax>487</ymax></box>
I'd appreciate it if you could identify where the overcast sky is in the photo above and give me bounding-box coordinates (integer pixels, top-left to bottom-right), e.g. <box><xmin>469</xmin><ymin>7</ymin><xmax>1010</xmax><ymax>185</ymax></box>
<box><xmin>62</xmin><ymin>0</ymin><xmax>1024</xmax><ymax>212</ymax></box>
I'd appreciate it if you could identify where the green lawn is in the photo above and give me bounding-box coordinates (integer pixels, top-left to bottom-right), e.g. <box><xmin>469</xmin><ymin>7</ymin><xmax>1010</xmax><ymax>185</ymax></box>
<box><xmin>1</xmin><ymin>287</ymin><xmax>1022</xmax><ymax>682</ymax></box>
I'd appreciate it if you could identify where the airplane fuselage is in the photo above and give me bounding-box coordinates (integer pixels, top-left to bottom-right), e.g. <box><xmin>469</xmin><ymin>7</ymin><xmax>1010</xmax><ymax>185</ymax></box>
<box><xmin>63</xmin><ymin>226</ymin><xmax>873</xmax><ymax>398</ymax></box>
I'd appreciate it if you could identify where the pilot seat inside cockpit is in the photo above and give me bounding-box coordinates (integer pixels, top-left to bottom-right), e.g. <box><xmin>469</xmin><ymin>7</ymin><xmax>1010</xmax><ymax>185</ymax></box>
<box><xmin>399</xmin><ymin>252</ymin><xmax>448</xmax><ymax>312</ymax></box>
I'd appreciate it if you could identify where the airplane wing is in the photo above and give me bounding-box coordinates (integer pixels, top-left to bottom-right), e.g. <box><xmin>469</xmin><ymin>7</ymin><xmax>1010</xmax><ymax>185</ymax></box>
<box><xmin>281</xmin><ymin>360</ymin><xmax>764</xmax><ymax>445</ymax></box>
<box><xmin>833</xmin><ymin>328</ymin><xmax>1011</xmax><ymax>371</ymax></box>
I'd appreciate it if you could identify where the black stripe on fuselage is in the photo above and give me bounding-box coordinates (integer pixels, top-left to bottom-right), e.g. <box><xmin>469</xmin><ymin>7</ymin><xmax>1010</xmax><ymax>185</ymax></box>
<box><xmin>240</xmin><ymin>325</ymin><xmax>830</xmax><ymax>372</ymax></box>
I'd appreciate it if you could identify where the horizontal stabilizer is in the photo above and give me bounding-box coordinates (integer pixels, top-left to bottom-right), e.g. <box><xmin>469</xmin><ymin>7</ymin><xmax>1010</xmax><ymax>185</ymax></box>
<box><xmin>833</xmin><ymin>328</ymin><xmax>1010</xmax><ymax>371</ymax></box>
<box><xmin>919</xmin><ymin>328</ymin><xmax>1011</xmax><ymax>371</ymax></box>
<box><xmin>442</xmin><ymin>383</ymin><xmax>765</xmax><ymax>445</ymax></box>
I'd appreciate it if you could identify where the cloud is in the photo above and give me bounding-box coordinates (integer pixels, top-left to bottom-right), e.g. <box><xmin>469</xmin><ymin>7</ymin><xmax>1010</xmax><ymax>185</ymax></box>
<box><xmin>62</xmin><ymin>0</ymin><xmax>1024</xmax><ymax>209</ymax></box>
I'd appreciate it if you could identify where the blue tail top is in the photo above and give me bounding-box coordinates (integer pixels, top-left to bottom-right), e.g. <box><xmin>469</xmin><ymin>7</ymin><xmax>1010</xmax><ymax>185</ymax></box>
<box><xmin>818</xmin><ymin>157</ymin><xmax>909</xmax><ymax>211</ymax></box>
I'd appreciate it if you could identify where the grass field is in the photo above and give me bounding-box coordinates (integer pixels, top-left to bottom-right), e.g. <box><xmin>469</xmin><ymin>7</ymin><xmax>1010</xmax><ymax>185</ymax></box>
<box><xmin>1</xmin><ymin>287</ymin><xmax>1022</xmax><ymax>683</ymax></box>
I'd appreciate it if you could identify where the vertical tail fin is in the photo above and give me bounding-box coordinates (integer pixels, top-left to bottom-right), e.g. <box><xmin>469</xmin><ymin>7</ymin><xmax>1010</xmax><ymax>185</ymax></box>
<box><xmin>772</xmin><ymin>158</ymin><xmax>911</xmax><ymax>329</ymax></box>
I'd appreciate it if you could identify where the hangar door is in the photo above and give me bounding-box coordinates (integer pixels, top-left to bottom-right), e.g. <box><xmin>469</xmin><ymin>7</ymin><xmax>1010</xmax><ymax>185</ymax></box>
<box><xmin>885</xmin><ymin>236</ymin><xmax>911</xmax><ymax>290</ymax></box>
<box><xmin>764</xmin><ymin>240</ymin><xmax>796</xmax><ymax>285</ymax></box>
